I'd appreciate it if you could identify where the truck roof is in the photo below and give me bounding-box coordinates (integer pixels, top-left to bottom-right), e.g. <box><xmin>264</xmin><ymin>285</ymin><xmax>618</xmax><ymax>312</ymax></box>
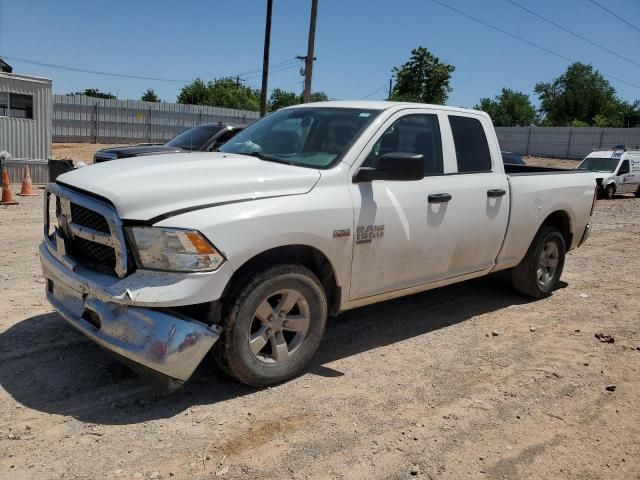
<box><xmin>586</xmin><ymin>149</ymin><xmax>640</xmax><ymax>159</ymax></box>
<box><xmin>285</xmin><ymin>100</ymin><xmax>489</xmax><ymax>117</ymax></box>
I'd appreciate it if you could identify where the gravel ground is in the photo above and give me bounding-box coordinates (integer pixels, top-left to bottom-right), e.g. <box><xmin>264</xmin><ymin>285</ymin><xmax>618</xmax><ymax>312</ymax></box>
<box><xmin>1</xmin><ymin>164</ymin><xmax>639</xmax><ymax>479</ymax></box>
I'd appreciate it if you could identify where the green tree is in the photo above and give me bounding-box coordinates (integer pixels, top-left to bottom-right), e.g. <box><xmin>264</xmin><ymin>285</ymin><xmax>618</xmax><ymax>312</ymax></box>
<box><xmin>268</xmin><ymin>89</ymin><xmax>330</xmax><ymax>111</ymax></box>
<box><xmin>534</xmin><ymin>62</ymin><xmax>621</xmax><ymax>126</ymax></box>
<box><xmin>141</xmin><ymin>88</ymin><xmax>160</xmax><ymax>102</ymax></box>
<box><xmin>309</xmin><ymin>91</ymin><xmax>329</xmax><ymax>103</ymax></box>
<box><xmin>177</xmin><ymin>77</ymin><xmax>260</xmax><ymax>111</ymax></box>
<box><xmin>67</xmin><ymin>88</ymin><xmax>116</xmax><ymax>99</ymax></box>
<box><xmin>619</xmin><ymin>100</ymin><xmax>640</xmax><ymax>128</ymax></box>
<box><xmin>476</xmin><ymin>88</ymin><xmax>536</xmax><ymax>126</ymax></box>
<box><xmin>390</xmin><ymin>46</ymin><xmax>455</xmax><ymax>104</ymax></box>
<box><xmin>269</xmin><ymin>88</ymin><xmax>301</xmax><ymax>111</ymax></box>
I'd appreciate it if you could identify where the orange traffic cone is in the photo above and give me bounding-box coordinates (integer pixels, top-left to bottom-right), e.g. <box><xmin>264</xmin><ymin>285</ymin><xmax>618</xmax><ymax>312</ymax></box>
<box><xmin>1</xmin><ymin>166</ymin><xmax>19</xmax><ymax>205</ymax></box>
<box><xmin>17</xmin><ymin>165</ymin><xmax>38</xmax><ymax>196</ymax></box>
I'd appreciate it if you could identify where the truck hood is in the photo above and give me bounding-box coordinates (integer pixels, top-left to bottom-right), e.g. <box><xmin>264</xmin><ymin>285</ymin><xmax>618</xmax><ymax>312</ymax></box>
<box><xmin>57</xmin><ymin>152</ymin><xmax>321</xmax><ymax>221</ymax></box>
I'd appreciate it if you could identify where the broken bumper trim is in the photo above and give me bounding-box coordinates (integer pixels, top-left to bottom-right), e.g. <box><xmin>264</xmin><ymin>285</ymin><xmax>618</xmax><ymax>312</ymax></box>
<box><xmin>40</xmin><ymin>242</ymin><xmax>221</xmax><ymax>383</ymax></box>
<box><xmin>578</xmin><ymin>223</ymin><xmax>591</xmax><ymax>247</ymax></box>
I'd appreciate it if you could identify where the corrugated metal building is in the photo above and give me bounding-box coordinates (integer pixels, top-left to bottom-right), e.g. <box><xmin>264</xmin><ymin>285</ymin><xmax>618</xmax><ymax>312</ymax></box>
<box><xmin>0</xmin><ymin>72</ymin><xmax>52</xmax><ymax>160</ymax></box>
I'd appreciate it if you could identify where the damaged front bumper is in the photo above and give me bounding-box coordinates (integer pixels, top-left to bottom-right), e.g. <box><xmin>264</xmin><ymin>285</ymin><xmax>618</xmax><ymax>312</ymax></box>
<box><xmin>40</xmin><ymin>242</ymin><xmax>221</xmax><ymax>385</ymax></box>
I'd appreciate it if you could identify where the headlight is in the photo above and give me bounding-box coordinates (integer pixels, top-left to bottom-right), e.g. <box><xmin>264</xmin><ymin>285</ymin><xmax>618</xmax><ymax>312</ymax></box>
<box><xmin>127</xmin><ymin>227</ymin><xmax>225</xmax><ymax>272</ymax></box>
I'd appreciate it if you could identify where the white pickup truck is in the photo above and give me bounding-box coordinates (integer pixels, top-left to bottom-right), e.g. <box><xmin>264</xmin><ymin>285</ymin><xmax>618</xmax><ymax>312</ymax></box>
<box><xmin>40</xmin><ymin>101</ymin><xmax>596</xmax><ymax>388</ymax></box>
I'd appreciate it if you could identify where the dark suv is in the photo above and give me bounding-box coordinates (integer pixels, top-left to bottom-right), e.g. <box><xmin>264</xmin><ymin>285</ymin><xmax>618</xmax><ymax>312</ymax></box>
<box><xmin>93</xmin><ymin>124</ymin><xmax>243</xmax><ymax>163</ymax></box>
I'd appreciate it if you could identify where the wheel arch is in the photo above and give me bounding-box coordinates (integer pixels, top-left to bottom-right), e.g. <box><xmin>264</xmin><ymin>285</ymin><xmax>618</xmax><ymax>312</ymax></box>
<box><xmin>222</xmin><ymin>244</ymin><xmax>341</xmax><ymax>316</ymax></box>
<box><xmin>540</xmin><ymin>210</ymin><xmax>572</xmax><ymax>249</ymax></box>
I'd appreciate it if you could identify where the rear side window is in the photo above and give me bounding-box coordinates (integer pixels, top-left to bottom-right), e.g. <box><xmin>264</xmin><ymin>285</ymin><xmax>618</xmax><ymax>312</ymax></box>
<box><xmin>449</xmin><ymin>115</ymin><xmax>492</xmax><ymax>173</ymax></box>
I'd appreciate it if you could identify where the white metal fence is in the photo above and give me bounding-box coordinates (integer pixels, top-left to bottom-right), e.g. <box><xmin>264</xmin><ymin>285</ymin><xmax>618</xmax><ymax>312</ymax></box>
<box><xmin>52</xmin><ymin>95</ymin><xmax>260</xmax><ymax>144</ymax></box>
<box><xmin>496</xmin><ymin>126</ymin><xmax>640</xmax><ymax>159</ymax></box>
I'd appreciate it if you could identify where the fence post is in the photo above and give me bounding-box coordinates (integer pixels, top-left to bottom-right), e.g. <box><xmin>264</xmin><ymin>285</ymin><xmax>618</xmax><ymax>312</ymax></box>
<box><xmin>525</xmin><ymin>127</ymin><xmax>532</xmax><ymax>156</ymax></box>
<box><xmin>566</xmin><ymin>128</ymin><xmax>573</xmax><ymax>159</ymax></box>
<box><xmin>94</xmin><ymin>103</ymin><xmax>99</xmax><ymax>144</ymax></box>
<box><xmin>148</xmin><ymin>108</ymin><xmax>152</xmax><ymax>143</ymax></box>
<box><xmin>598</xmin><ymin>129</ymin><xmax>605</xmax><ymax>149</ymax></box>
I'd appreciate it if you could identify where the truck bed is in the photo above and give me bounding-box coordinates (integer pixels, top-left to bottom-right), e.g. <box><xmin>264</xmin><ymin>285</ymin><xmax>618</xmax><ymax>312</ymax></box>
<box><xmin>494</xmin><ymin>167</ymin><xmax>595</xmax><ymax>271</ymax></box>
<box><xmin>504</xmin><ymin>164</ymin><xmax>579</xmax><ymax>175</ymax></box>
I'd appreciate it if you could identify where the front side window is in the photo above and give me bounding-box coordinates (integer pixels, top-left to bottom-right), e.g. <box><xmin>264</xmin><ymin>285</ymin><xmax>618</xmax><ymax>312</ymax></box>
<box><xmin>618</xmin><ymin>159</ymin><xmax>630</xmax><ymax>175</ymax></box>
<box><xmin>449</xmin><ymin>115</ymin><xmax>492</xmax><ymax>173</ymax></box>
<box><xmin>363</xmin><ymin>113</ymin><xmax>444</xmax><ymax>175</ymax></box>
<box><xmin>219</xmin><ymin>107</ymin><xmax>379</xmax><ymax>169</ymax></box>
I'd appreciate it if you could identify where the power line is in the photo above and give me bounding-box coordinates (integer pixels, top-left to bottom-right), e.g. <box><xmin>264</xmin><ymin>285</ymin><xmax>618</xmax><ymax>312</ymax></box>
<box><xmin>242</xmin><ymin>59</ymin><xmax>302</xmax><ymax>81</ymax></box>
<box><xmin>428</xmin><ymin>0</ymin><xmax>640</xmax><ymax>90</ymax></box>
<box><xmin>1</xmin><ymin>55</ymin><xmax>190</xmax><ymax>83</ymax></box>
<box><xmin>359</xmin><ymin>83</ymin><xmax>388</xmax><ymax>100</ymax></box>
<box><xmin>505</xmin><ymin>0</ymin><xmax>640</xmax><ymax>69</ymax></box>
<box><xmin>1</xmin><ymin>54</ymin><xmax>301</xmax><ymax>84</ymax></box>
<box><xmin>586</xmin><ymin>0</ymin><xmax>640</xmax><ymax>34</ymax></box>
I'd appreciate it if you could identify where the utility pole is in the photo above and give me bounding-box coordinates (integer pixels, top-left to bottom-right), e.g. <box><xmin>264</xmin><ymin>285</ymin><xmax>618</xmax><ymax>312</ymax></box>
<box><xmin>388</xmin><ymin>78</ymin><xmax>393</xmax><ymax>100</ymax></box>
<box><xmin>259</xmin><ymin>0</ymin><xmax>273</xmax><ymax>117</ymax></box>
<box><xmin>302</xmin><ymin>0</ymin><xmax>318</xmax><ymax>103</ymax></box>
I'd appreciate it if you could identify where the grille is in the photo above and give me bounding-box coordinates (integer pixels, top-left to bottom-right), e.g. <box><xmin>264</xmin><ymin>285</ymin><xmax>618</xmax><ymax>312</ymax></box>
<box><xmin>70</xmin><ymin>203</ymin><xmax>110</xmax><ymax>233</ymax></box>
<box><xmin>65</xmin><ymin>201</ymin><xmax>117</xmax><ymax>274</ymax></box>
<box><xmin>66</xmin><ymin>236</ymin><xmax>117</xmax><ymax>274</ymax></box>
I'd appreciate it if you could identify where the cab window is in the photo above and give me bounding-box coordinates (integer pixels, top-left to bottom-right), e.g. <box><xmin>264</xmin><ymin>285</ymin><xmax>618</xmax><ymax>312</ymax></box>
<box><xmin>363</xmin><ymin>114</ymin><xmax>443</xmax><ymax>175</ymax></box>
<box><xmin>449</xmin><ymin>115</ymin><xmax>492</xmax><ymax>173</ymax></box>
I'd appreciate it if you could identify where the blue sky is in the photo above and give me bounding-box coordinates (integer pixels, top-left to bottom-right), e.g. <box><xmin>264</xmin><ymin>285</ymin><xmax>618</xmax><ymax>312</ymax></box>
<box><xmin>1</xmin><ymin>0</ymin><xmax>639</xmax><ymax>107</ymax></box>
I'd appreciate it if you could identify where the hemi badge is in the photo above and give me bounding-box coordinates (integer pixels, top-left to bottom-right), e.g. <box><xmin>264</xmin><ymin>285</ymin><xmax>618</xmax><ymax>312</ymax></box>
<box><xmin>333</xmin><ymin>229</ymin><xmax>351</xmax><ymax>238</ymax></box>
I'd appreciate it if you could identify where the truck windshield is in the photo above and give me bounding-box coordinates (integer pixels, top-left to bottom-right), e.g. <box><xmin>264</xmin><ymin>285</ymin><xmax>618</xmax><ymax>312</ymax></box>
<box><xmin>167</xmin><ymin>125</ymin><xmax>222</xmax><ymax>151</ymax></box>
<box><xmin>576</xmin><ymin>157</ymin><xmax>619</xmax><ymax>173</ymax></box>
<box><xmin>218</xmin><ymin>107</ymin><xmax>380</xmax><ymax>169</ymax></box>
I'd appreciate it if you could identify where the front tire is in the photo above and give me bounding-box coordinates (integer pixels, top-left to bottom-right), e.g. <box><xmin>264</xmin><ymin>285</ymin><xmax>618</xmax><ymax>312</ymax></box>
<box><xmin>604</xmin><ymin>184</ymin><xmax>615</xmax><ymax>200</ymax></box>
<box><xmin>635</xmin><ymin>185</ymin><xmax>640</xmax><ymax>198</ymax></box>
<box><xmin>512</xmin><ymin>226</ymin><xmax>566</xmax><ymax>298</ymax></box>
<box><xmin>214</xmin><ymin>264</ymin><xmax>327</xmax><ymax>387</ymax></box>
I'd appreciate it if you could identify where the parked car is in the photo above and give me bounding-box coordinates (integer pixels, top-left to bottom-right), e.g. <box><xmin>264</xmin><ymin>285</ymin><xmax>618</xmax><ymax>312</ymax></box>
<box><xmin>576</xmin><ymin>146</ymin><xmax>640</xmax><ymax>199</ymax></box>
<box><xmin>93</xmin><ymin>124</ymin><xmax>243</xmax><ymax>163</ymax></box>
<box><xmin>501</xmin><ymin>151</ymin><xmax>526</xmax><ymax>165</ymax></box>
<box><xmin>41</xmin><ymin>101</ymin><xmax>596</xmax><ymax>389</ymax></box>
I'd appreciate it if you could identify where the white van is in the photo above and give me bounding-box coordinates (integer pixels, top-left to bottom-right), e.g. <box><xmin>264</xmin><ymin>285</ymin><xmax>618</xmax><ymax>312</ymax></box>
<box><xmin>577</xmin><ymin>146</ymin><xmax>640</xmax><ymax>199</ymax></box>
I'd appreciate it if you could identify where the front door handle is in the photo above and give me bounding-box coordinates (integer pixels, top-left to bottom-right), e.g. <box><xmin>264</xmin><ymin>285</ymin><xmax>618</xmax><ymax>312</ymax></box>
<box><xmin>428</xmin><ymin>193</ymin><xmax>452</xmax><ymax>203</ymax></box>
<box><xmin>487</xmin><ymin>189</ymin><xmax>506</xmax><ymax>198</ymax></box>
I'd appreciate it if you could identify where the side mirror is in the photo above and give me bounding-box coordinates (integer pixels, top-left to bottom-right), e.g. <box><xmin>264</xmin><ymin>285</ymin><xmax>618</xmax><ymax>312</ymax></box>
<box><xmin>354</xmin><ymin>153</ymin><xmax>425</xmax><ymax>183</ymax></box>
<box><xmin>618</xmin><ymin>165</ymin><xmax>629</xmax><ymax>175</ymax></box>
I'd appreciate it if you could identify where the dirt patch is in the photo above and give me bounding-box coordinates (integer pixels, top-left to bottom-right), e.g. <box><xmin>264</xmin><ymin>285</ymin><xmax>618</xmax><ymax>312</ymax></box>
<box><xmin>52</xmin><ymin>143</ymin><xmax>135</xmax><ymax>164</ymax></box>
<box><xmin>525</xmin><ymin>156</ymin><xmax>580</xmax><ymax>169</ymax></box>
<box><xmin>1</xmin><ymin>185</ymin><xmax>639</xmax><ymax>479</ymax></box>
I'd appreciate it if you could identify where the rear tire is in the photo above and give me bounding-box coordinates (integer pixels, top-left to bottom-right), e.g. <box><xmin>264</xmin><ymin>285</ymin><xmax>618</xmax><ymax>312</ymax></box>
<box><xmin>213</xmin><ymin>264</ymin><xmax>327</xmax><ymax>387</ymax></box>
<box><xmin>512</xmin><ymin>226</ymin><xmax>566</xmax><ymax>299</ymax></box>
<box><xmin>605</xmin><ymin>184</ymin><xmax>615</xmax><ymax>200</ymax></box>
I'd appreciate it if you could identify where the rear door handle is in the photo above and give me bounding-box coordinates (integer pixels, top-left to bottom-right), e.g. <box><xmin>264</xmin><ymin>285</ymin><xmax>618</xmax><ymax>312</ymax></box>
<box><xmin>487</xmin><ymin>189</ymin><xmax>506</xmax><ymax>198</ymax></box>
<box><xmin>428</xmin><ymin>193</ymin><xmax>452</xmax><ymax>203</ymax></box>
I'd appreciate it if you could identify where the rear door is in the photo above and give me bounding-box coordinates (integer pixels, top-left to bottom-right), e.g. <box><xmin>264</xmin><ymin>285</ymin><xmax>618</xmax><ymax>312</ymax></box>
<box><xmin>436</xmin><ymin>113</ymin><xmax>510</xmax><ymax>276</ymax></box>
